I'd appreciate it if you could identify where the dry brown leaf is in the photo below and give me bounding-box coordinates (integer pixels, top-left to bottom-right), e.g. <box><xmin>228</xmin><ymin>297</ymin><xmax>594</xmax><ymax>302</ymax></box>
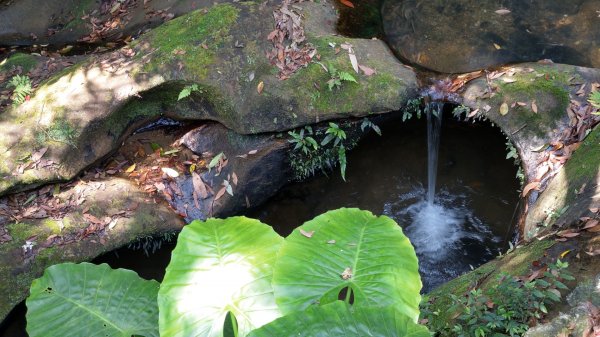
<box><xmin>191</xmin><ymin>172</ymin><xmax>209</xmax><ymax>199</ymax></box>
<box><xmin>31</xmin><ymin>147</ymin><xmax>48</xmax><ymax>162</ymax></box>
<box><xmin>583</xmin><ymin>219</ymin><xmax>599</xmax><ymax>230</ymax></box>
<box><xmin>161</xmin><ymin>167</ymin><xmax>179</xmax><ymax>178</ymax></box>
<box><xmin>522</xmin><ymin>181</ymin><xmax>540</xmax><ymax>197</ymax></box>
<box><xmin>495</xmin><ymin>9</ymin><xmax>511</xmax><ymax>15</ymax></box>
<box><xmin>232</xmin><ymin>172</ymin><xmax>238</xmax><ymax>186</ymax></box>
<box><xmin>499</xmin><ymin>102</ymin><xmax>509</xmax><ymax>115</ymax></box>
<box><xmin>257</xmin><ymin>81</ymin><xmax>264</xmax><ymax>94</ymax></box>
<box><xmin>348</xmin><ymin>47</ymin><xmax>359</xmax><ymax>74</ymax></box>
<box><xmin>339</xmin><ymin>0</ymin><xmax>354</xmax><ymax>8</ymax></box>
<box><xmin>532</xmin><ymin>100</ymin><xmax>538</xmax><ymax>113</ymax></box>
<box><xmin>557</xmin><ymin>230</ymin><xmax>580</xmax><ymax>238</ymax></box>
<box><xmin>248</xmin><ymin>149</ymin><xmax>258</xmax><ymax>155</ymax></box>
<box><xmin>214</xmin><ymin>186</ymin><xmax>227</xmax><ymax>201</ymax></box>
<box><xmin>358</xmin><ymin>64</ymin><xmax>376</xmax><ymax>76</ymax></box>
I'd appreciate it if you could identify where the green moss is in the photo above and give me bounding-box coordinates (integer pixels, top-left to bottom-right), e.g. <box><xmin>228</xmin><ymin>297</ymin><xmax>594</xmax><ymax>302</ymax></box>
<box><xmin>491</xmin><ymin>68</ymin><xmax>571</xmax><ymax>138</ymax></box>
<box><xmin>62</xmin><ymin>0</ymin><xmax>97</xmax><ymax>30</ymax></box>
<box><xmin>7</xmin><ymin>222</ymin><xmax>38</xmax><ymax>241</ymax></box>
<box><xmin>562</xmin><ymin>126</ymin><xmax>600</xmax><ymax>203</ymax></box>
<box><xmin>137</xmin><ymin>4</ymin><xmax>239</xmax><ymax>80</ymax></box>
<box><xmin>284</xmin><ymin>35</ymin><xmax>404</xmax><ymax>114</ymax></box>
<box><xmin>0</xmin><ymin>53</ymin><xmax>39</xmax><ymax>74</ymax></box>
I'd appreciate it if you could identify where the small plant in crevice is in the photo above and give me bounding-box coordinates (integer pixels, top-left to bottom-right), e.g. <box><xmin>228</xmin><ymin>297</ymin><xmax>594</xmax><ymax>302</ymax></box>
<box><xmin>127</xmin><ymin>231</ymin><xmax>178</xmax><ymax>257</ymax></box>
<box><xmin>177</xmin><ymin>84</ymin><xmax>201</xmax><ymax>101</ymax></box>
<box><xmin>401</xmin><ymin>97</ymin><xmax>423</xmax><ymax>121</ymax></box>
<box><xmin>505</xmin><ymin>139</ymin><xmax>525</xmax><ymax>187</ymax></box>
<box><xmin>326</xmin><ymin>63</ymin><xmax>357</xmax><ymax>91</ymax></box>
<box><xmin>451</xmin><ymin>105</ymin><xmax>471</xmax><ymax>119</ymax></box>
<box><xmin>421</xmin><ymin>259</ymin><xmax>574</xmax><ymax>337</ymax></box>
<box><xmin>8</xmin><ymin>74</ymin><xmax>33</xmax><ymax>106</ymax></box>
<box><xmin>288</xmin><ymin>120</ymin><xmax>380</xmax><ymax>181</ymax></box>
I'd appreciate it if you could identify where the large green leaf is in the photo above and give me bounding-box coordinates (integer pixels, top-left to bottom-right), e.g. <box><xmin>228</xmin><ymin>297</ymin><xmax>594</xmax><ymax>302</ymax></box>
<box><xmin>247</xmin><ymin>301</ymin><xmax>430</xmax><ymax>337</ymax></box>
<box><xmin>26</xmin><ymin>262</ymin><xmax>159</xmax><ymax>337</ymax></box>
<box><xmin>158</xmin><ymin>217</ymin><xmax>284</xmax><ymax>337</ymax></box>
<box><xmin>272</xmin><ymin>208</ymin><xmax>421</xmax><ymax>321</ymax></box>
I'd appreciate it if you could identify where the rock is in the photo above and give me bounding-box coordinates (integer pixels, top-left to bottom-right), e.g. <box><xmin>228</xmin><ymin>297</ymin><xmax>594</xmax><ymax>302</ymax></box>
<box><xmin>382</xmin><ymin>0</ymin><xmax>600</xmax><ymax>73</ymax></box>
<box><xmin>169</xmin><ymin>123</ymin><xmax>291</xmax><ymax>221</ymax></box>
<box><xmin>0</xmin><ymin>0</ymin><xmax>417</xmax><ymax>197</ymax></box>
<box><xmin>0</xmin><ymin>0</ymin><xmax>217</xmax><ymax>46</ymax></box>
<box><xmin>524</xmin><ymin>274</ymin><xmax>600</xmax><ymax>337</ymax></box>
<box><xmin>524</xmin><ymin>125</ymin><xmax>600</xmax><ymax>240</ymax></box>
<box><xmin>426</xmin><ymin>233</ymin><xmax>600</xmax><ymax>335</ymax></box>
<box><xmin>0</xmin><ymin>177</ymin><xmax>185</xmax><ymax>321</ymax></box>
<box><xmin>459</xmin><ymin>62</ymin><xmax>600</xmax><ymax>208</ymax></box>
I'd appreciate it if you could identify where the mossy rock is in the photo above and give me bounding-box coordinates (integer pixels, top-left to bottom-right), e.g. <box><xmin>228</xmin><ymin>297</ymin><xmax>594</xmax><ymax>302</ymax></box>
<box><xmin>0</xmin><ymin>53</ymin><xmax>40</xmax><ymax>74</ymax></box>
<box><xmin>0</xmin><ymin>177</ymin><xmax>185</xmax><ymax>321</ymax></box>
<box><xmin>0</xmin><ymin>0</ymin><xmax>417</xmax><ymax>197</ymax></box>
<box><xmin>425</xmin><ymin>233</ymin><xmax>600</xmax><ymax>334</ymax></box>
<box><xmin>461</xmin><ymin>62</ymin><xmax>600</xmax><ymax>198</ymax></box>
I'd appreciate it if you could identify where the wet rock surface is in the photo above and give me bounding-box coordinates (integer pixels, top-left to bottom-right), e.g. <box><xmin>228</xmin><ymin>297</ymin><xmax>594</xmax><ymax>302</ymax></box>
<box><xmin>382</xmin><ymin>0</ymin><xmax>600</xmax><ymax>73</ymax></box>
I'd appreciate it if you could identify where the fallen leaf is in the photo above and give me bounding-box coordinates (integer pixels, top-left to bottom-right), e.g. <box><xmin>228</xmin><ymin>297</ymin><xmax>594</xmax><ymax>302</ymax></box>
<box><xmin>557</xmin><ymin>230</ymin><xmax>580</xmax><ymax>238</ymax></box>
<box><xmin>257</xmin><ymin>81</ymin><xmax>264</xmax><ymax>94</ymax></box>
<box><xmin>358</xmin><ymin>64</ymin><xmax>376</xmax><ymax>76</ymax></box>
<box><xmin>493</xmin><ymin>43</ymin><xmax>502</xmax><ymax>50</ymax></box>
<box><xmin>300</xmin><ymin>229</ymin><xmax>314</xmax><ymax>238</ymax></box>
<box><xmin>248</xmin><ymin>149</ymin><xmax>258</xmax><ymax>155</ymax></box>
<box><xmin>327</xmin><ymin>240</ymin><xmax>336</xmax><ymax>244</ymax></box>
<box><xmin>125</xmin><ymin>163</ymin><xmax>136</xmax><ymax>173</ymax></box>
<box><xmin>583</xmin><ymin>219</ymin><xmax>599</xmax><ymax>230</ymax></box>
<box><xmin>161</xmin><ymin>167</ymin><xmax>179</xmax><ymax>178</ymax></box>
<box><xmin>495</xmin><ymin>9</ymin><xmax>511</xmax><ymax>15</ymax></box>
<box><xmin>191</xmin><ymin>172</ymin><xmax>209</xmax><ymax>199</ymax></box>
<box><xmin>214</xmin><ymin>186</ymin><xmax>227</xmax><ymax>201</ymax></box>
<box><xmin>531</xmin><ymin>100</ymin><xmax>538</xmax><ymax>113</ymax></box>
<box><xmin>576</xmin><ymin>183</ymin><xmax>587</xmax><ymax>195</ymax></box>
<box><xmin>467</xmin><ymin>108</ymin><xmax>479</xmax><ymax>118</ymax></box>
<box><xmin>339</xmin><ymin>0</ymin><xmax>354</xmax><ymax>8</ymax></box>
<box><xmin>560</xmin><ymin>249</ymin><xmax>571</xmax><ymax>258</ymax></box>
<box><xmin>347</xmin><ymin>48</ymin><xmax>359</xmax><ymax>74</ymax></box>
<box><xmin>232</xmin><ymin>172</ymin><xmax>238</xmax><ymax>186</ymax></box>
<box><xmin>499</xmin><ymin>102</ymin><xmax>509</xmax><ymax>115</ymax></box>
<box><xmin>31</xmin><ymin>147</ymin><xmax>48</xmax><ymax>162</ymax></box>
<box><xmin>522</xmin><ymin>181</ymin><xmax>540</xmax><ymax>197</ymax></box>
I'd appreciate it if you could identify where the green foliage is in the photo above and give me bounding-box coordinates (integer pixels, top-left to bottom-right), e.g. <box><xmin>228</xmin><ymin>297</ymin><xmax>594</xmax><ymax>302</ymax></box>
<box><xmin>248</xmin><ymin>301</ymin><xmax>430</xmax><ymax>337</ymax></box>
<box><xmin>26</xmin><ymin>263</ymin><xmax>159</xmax><ymax>337</ymax></box>
<box><xmin>27</xmin><ymin>209</ymin><xmax>428</xmax><ymax>337</ymax></box>
<box><xmin>8</xmin><ymin>74</ymin><xmax>33</xmax><ymax>106</ymax></box>
<box><xmin>159</xmin><ymin>217</ymin><xmax>283</xmax><ymax>337</ymax></box>
<box><xmin>272</xmin><ymin>208</ymin><xmax>422</xmax><ymax>321</ymax></box>
<box><xmin>360</xmin><ymin>117</ymin><xmax>382</xmax><ymax>136</ymax></box>
<box><xmin>287</xmin><ymin>121</ymin><xmax>372</xmax><ymax>181</ymax></box>
<box><xmin>127</xmin><ymin>231</ymin><xmax>178</xmax><ymax>256</ymax></box>
<box><xmin>402</xmin><ymin>97</ymin><xmax>423</xmax><ymax>121</ymax></box>
<box><xmin>452</xmin><ymin>105</ymin><xmax>471</xmax><ymax>118</ymax></box>
<box><xmin>326</xmin><ymin>63</ymin><xmax>357</xmax><ymax>91</ymax></box>
<box><xmin>421</xmin><ymin>259</ymin><xmax>574</xmax><ymax>337</ymax></box>
<box><xmin>288</xmin><ymin>126</ymin><xmax>318</xmax><ymax>154</ymax></box>
<box><xmin>177</xmin><ymin>84</ymin><xmax>200</xmax><ymax>101</ymax></box>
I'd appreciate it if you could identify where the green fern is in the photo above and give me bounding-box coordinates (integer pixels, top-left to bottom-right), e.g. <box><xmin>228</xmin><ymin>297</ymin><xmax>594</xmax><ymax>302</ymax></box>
<box><xmin>338</xmin><ymin>71</ymin><xmax>357</xmax><ymax>83</ymax></box>
<box><xmin>8</xmin><ymin>74</ymin><xmax>33</xmax><ymax>106</ymax></box>
<box><xmin>589</xmin><ymin>91</ymin><xmax>600</xmax><ymax>109</ymax></box>
<box><xmin>177</xmin><ymin>84</ymin><xmax>199</xmax><ymax>101</ymax></box>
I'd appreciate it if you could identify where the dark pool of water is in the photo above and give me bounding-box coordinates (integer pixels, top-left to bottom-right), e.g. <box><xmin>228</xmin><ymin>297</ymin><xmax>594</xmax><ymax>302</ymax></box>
<box><xmin>246</xmin><ymin>111</ymin><xmax>520</xmax><ymax>291</ymax></box>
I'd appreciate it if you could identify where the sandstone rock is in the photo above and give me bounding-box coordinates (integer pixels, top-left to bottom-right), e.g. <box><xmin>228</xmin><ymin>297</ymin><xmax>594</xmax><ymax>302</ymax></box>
<box><xmin>382</xmin><ymin>0</ymin><xmax>600</xmax><ymax>73</ymax></box>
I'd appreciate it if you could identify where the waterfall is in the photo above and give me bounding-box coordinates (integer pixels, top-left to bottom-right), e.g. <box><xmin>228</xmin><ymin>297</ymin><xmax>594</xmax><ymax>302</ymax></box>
<box><xmin>426</xmin><ymin>102</ymin><xmax>443</xmax><ymax>205</ymax></box>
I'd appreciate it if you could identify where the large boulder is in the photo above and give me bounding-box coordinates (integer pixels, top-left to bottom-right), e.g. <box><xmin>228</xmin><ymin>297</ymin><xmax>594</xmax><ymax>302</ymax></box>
<box><xmin>0</xmin><ymin>0</ymin><xmax>217</xmax><ymax>46</ymax></box>
<box><xmin>0</xmin><ymin>0</ymin><xmax>417</xmax><ymax>196</ymax></box>
<box><xmin>0</xmin><ymin>177</ymin><xmax>185</xmax><ymax>320</ymax></box>
<box><xmin>382</xmin><ymin>0</ymin><xmax>600</xmax><ymax>73</ymax></box>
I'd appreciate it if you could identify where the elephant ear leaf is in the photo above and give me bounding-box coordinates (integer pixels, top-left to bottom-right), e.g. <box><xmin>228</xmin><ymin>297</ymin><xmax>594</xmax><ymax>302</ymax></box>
<box><xmin>247</xmin><ymin>301</ymin><xmax>430</xmax><ymax>337</ymax></box>
<box><xmin>158</xmin><ymin>217</ymin><xmax>284</xmax><ymax>337</ymax></box>
<box><xmin>272</xmin><ymin>208</ymin><xmax>422</xmax><ymax>321</ymax></box>
<box><xmin>26</xmin><ymin>262</ymin><xmax>159</xmax><ymax>337</ymax></box>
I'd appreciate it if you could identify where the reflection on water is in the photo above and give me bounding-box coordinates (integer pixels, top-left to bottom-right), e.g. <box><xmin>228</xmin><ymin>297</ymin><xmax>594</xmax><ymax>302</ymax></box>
<box><xmin>248</xmin><ymin>111</ymin><xmax>520</xmax><ymax>291</ymax></box>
